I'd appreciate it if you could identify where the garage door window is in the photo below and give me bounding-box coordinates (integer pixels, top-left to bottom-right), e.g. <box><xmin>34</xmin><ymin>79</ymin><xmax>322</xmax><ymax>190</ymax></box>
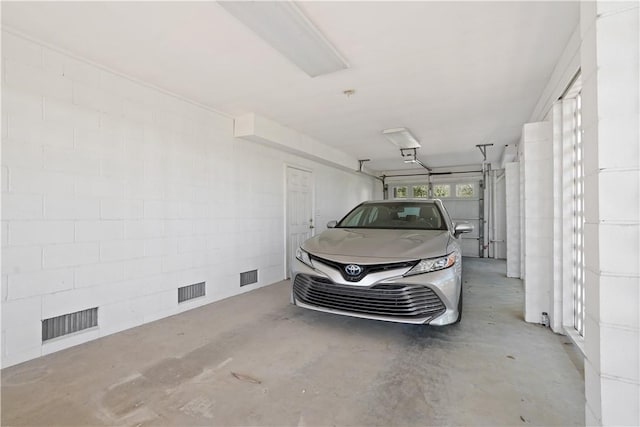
<box><xmin>393</xmin><ymin>186</ymin><xmax>408</xmax><ymax>198</ymax></box>
<box><xmin>456</xmin><ymin>183</ymin><xmax>474</xmax><ymax>198</ymax></box>
<box><xmin>433</xmin><ymin>184</ymin><xmax>450</xmax><ymax>198</ymax></box>
<box><xmin>413</xmin><ymin>185</ymin><xmax>428</xmax><ymax>198</ymax></box>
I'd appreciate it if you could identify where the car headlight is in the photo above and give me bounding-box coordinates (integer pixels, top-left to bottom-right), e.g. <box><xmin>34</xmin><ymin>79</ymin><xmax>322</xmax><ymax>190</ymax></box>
<box><xmin>405</xmin><ymin>252</ymin><xmax>457</xmax><ymax>276</ymax></box>
<box><xmin>295</xmin><ymin>247</ymin><xmax>313</xmax><ymax>268</ymax></box>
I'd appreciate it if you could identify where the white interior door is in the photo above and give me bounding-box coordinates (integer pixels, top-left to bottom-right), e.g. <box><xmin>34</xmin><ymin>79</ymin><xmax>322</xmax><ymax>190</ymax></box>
<box><xmin>286</xmin><ymin>166</ymin><xmax>313</xmax><ymax>278</ymax></box>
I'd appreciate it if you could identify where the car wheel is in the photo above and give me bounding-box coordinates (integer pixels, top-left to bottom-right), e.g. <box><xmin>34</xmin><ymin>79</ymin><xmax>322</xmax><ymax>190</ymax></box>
<box><xmin>454</xmin><ymin>286</ymin><xmax>463</xmax><ymax>324</ymax></box>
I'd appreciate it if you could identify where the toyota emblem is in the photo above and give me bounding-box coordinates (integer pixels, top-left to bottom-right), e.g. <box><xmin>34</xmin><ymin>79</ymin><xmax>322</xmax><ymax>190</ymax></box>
<box><xmin>345</xmin><ymin>264</ymin><xmax>363</xmax><ymax>276</ymax></box>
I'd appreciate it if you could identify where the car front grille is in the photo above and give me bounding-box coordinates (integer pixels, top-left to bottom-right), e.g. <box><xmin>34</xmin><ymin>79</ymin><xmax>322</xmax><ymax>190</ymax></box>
<box><xmin>293</xmin><ymin>274</ymin><xmax>446</xmax><ymax>319</ymax></box>
<box><xmin>309</xmin><ymin>255</ymin><xmax>417</xmax><ymax>282</ymax></box>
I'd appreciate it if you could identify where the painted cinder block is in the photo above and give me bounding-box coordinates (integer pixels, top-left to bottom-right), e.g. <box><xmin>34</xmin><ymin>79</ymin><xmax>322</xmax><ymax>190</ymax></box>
<box><xmin>2</xmin><ymin>138</ymin><xmax>44</xmax><ymax>171</ymax></box>
<box><xmin>99</xmin><ymin>199</ymin><xmax>143</xmax><ymax>220</ymax></box>
<box><xmin>123</xmin><ymin>99</ymin><xmax>153</xmax><ymax>124</ymax></box>
<box><xmin>9</xmin><ymin>168</ymin><xmax>75</xmax><ymax>196</ymax></box>
<box><xmin>584</xmin><ymin>358</ymin><xmax>602</xmax><ymax>423</ymax></box>
<box><xmin>599</xmin><ymin>275</ymin><xmax>640</xmax><ymax>329</ymax></box>
<box><xmin>1</xmin><ymin>32</ymin><xmax>42</xmax><ymax>68</ymax></box>
<box><xmin>43</xmin><ymin>242</ymin><xmax>100</xmax><ymax>268</ymax></box>
<box><xmin>144</xmin><ymin>237</ymin><xmax>179</xmax><ymax>257</ymax></box>
<box><xmin>2</xmin><ymin>312</ymin><xmax>42</xmax><ymax>365</ymax></box>
<box><xmin>1</xmin><ymin>166</ymin><xmax>8</xmax><ymax>192</ymax></box>
<box><xmin>164</xmin><ymin>219</ymin><xmax>193</xmax><ymax>237</ymax></box>
<box><xmin>124</xmin><ymin>256</ymin><xmax>162</xmax><ymax>280</ymax></box>
<box><xmin>75</xmin><ymin>175</ymin><xmax>124</xmax><ymax>199</ymax></box>
<box><xmin>42</xmin><ymin>47</ymin><xmax>65</xmax><ymax>76</ymax></box>
<box><xmin>601</xmin><ymin>378</ymin><xmax>640</xmax><ymax>426</ymax></box>
<box><xmin>74</xmin><ymin>261</ymin><xmax>125</xmax><ymax>289</ymax></box>
<box><xmin>1</xmin><ymin>193</ymin><xmax>43</xmax><ymax>220</ymax></box>
<box><xmin>74</xmin><ymin>127</ymin><xmax>124</xmax><ymax>153</ymax></box>
<box><xmin>99</xmin><ymin>239</ymin><xmax>145</xmax><ymax>262</ymax></box>
<box><xmin>2</xmin><ymin>245</ymin><xmax>42</xmax><ymax>275</ymax></box>
<box><xmin>4</xmin><ymin>59</ymin><xmax>73</xmax><ymax>103</ymax></box>
<box><xmin>0</xmin><ymin>31</ymin><xmax>376</xmax><ymax>369</ymax></box>
<box><xmin>598</xmin><ymin>116</ymin><xmax>640</xmax><ymax>170</ymax></box>
<box><xmin>600</xmin><ymin>325</ymin><xmax>639</xmax><ymax>382</ymax></box>
<box><xmin>2</xmin><ymin>84</ymin><xmax>43</xmax><ymax>122</ymax></box>
<box><xmin>98</xmin><ymin>299</ymin><xmax>143</xmax><ymax>337</ymax></box>
<box><xmin>43</xmin><ymin>146</ymin><xmax>101</xmax><ymax>176</ymax></box>
<box><xmin>124</xmin><ymin>219</ymin><xmax>165</xmax><ymax>240</ymax></box>
<box><xmin>75</xmin><ymin>220</ymin><xmax>124</xmax><ymax>242</ymax></box>
<box><xmin>8</xmin><ymin>268</ymin><xmax>73</xmax><ymax>300</ymax></box>
<box><xmin>41</xmin><ymin>287</ymin><xmax>101</xmax><ymax>320</ymax></box>
<box><xmin>8</xmin><ymin>113</ymin><xmax>74</xmax><ymax>149</ymax></box>
<box><xmin>44</xmin><ymin>196</ymin><xmax>100</xmax><ymax>220</ymax></box>
<box><xmin>44</xmin><ymin>97</ymin><xmax>100</xmax><ymax>130</ymax></box>
<box><xmin>72</xmin><ymin>81</ymin><xmax>122</xmax><ymax>116</ymax></box>
<box><xmin>162</xmin><ymin>252</ymin><xmax>193</xmax><ymax>273</ymax></box>
<box><xmin>599</xmin><ymin>224</ymin><xmax>639</xmax><ymax>276</ymax></box>
<box><xmin>178</xmin><ymin>236</ymin><xmax>206</xmax><ymax>254</ymax></box>
<box><xmin>59</xmin><ymin>55</ymin><xmax>102</xmax><ymax>86</ymax></box>
<box><xmin>598</xmin><ymin>171</ymin><xmax>640</xmax><ymax>223</ymax></box>
<box><xmin>9</xmin><ymin>220</ymin><xmax>74</xmax><ymax>245</ymax></box>
<box><xmin>583</xmin><ymin>172</ymin><xmax>600</xmax><ymax>225</ymax></box>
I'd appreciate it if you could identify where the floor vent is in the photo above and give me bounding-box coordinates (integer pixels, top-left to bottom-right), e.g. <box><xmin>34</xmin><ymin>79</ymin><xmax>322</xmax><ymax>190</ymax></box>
<box><xmin>42</xmin><ymin>307</ymin><xmax>98</xmax><ymax>342</ymax></box>
<box><xmin>240</xmin><ymin>269</ymin><xmax>258</xmax><ymax>287</ymax></box>
<box><xmin>178</xmin><ymin>282</ymin><xmax>206</xmax><ymax>303</ymax></box>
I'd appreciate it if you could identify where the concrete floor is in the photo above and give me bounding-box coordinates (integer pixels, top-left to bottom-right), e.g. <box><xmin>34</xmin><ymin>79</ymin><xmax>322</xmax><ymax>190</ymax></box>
<box><xmin>2</xmin><ymin>258</ymin><xmax>584</xmax><ymax>426</ymax></box>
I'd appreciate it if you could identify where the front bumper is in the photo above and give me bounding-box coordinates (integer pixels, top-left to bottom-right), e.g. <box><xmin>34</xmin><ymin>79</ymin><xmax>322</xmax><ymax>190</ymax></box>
<box><xmin>290</xmin><ymin>257</ymin><xmax>461</xmax><ymax>325</ymax></box>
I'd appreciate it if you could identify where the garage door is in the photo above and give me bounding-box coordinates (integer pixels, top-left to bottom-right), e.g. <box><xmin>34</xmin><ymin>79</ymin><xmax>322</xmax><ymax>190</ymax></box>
<box><xmin>390</xmin><ymin>179</ymin><xmax>482</xmax><ymax>257</ymax></box>
<box><xmin>434</xmin><ymin>180</ymin><xmax>482</xmax><ymax>257</ymax></box>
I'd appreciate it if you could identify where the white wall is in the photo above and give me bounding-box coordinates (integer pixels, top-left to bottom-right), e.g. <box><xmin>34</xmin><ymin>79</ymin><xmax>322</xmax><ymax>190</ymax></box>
<box><xmin>505</xmin><ymin>162</ymin><xmax>520</xmax><ymax>278</ymax></box>
<box><xmin>520</xmin><ymin>122</ymin><xmax>554</xmax><ymax>324</ymax></box>
<box><xmin>493</xmin><ymin>170</ymin><xmax>507</xmax><ymax>259</ymax></box>
<box><xmin>580</xmin><ymin>3</ymin><xmax>640</xmax><ymax>425</ymax></box>
<box><xmin>524</xmin><ymin>2</ymin><xmax>639</xmax><ymax>425</ymax></box>
<box><xmin>0</xmin><ymin>31</ymin><xmax>379</xmax><ymax>367</ymax></box>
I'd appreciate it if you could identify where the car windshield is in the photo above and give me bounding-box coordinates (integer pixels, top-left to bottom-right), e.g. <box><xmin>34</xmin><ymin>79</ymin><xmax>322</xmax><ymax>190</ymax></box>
<box><xmin>337</xmin><ymin>202</ymin><xmax>448</xmax><ymax>230</ymax></box>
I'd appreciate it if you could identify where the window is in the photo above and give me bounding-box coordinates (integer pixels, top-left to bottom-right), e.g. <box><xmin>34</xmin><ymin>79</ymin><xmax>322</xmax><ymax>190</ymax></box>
<box><xmin>412</xmin><ymin>185</ymin><xmax>428</xmax><ymax>198</ymax></box>
<box><xmin>456</xmin><ymin>183</ymin><xmax>474</xmax><ymax>198</ymax></box>
<box><xmin>572</xmin><ymin>92</ymin><xmax>585</xmax><ymax>337</ymax></box>
<box><xmin>433</xmin><ymin>184</ymin><xmax>450</xmax><ymax>198</ymax></box>
<box><xmin>393</xmin><ymin>186</ymin><xmax>408</xmax><ymax>198</ymax></box>
<box><xmin>337</xmin><ymin>202</ymin><xmax>446</xmax><ymax>230</ymax></box>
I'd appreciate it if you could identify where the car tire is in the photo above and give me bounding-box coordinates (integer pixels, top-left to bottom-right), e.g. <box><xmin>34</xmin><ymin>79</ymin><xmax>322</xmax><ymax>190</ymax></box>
<box><xmin>454</xmin><ymin>286</ymin><xmax>463</xmax><ymax>324</ymax></box>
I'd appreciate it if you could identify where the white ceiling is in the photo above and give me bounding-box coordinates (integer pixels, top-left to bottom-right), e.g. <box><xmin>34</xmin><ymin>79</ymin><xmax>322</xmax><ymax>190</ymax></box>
<box><xmin>2</xmin><ymin>1</ymin><xmax>579</xmax><ymax>172</ymax></box>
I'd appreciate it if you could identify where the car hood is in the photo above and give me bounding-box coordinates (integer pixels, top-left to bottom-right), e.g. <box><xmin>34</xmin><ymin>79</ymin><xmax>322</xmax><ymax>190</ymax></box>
<box><xmin>302</xmin><ymin>228</ymin><xmax>451</xmax><ymax>263</ymax></box>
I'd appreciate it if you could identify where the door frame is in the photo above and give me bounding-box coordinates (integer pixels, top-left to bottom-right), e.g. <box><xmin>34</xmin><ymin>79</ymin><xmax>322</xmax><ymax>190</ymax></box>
<box><xmin>283</xmin><ymin>163</ymin><xmax>315</xmax><ymax>279</ymax></box>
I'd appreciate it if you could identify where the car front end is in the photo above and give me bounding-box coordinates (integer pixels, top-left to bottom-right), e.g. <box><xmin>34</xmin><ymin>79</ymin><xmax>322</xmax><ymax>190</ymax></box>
<box><xmin>291</xmin><ymin>247</ymin><xmax>462</xmax><ymax>325</ymax></box>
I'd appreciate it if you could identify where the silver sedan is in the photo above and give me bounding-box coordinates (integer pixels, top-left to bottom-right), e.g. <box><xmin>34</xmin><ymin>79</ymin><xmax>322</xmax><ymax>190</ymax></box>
<box><xmin>291</xmin><ymin>199</ymin><xmax>473</xmax><ymax>325</ymax></box>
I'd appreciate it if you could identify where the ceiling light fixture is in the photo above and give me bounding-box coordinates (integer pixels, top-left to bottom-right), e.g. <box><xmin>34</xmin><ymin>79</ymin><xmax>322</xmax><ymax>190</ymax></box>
<box><xmin>219</xmin><ymin>1</ymin><xmax>349</xmax><ymax>77</ymax></box>
<box><xmin>382</xmin><ymin>128</ymin><xmax>421</xmax><ymax>149</ymax></box>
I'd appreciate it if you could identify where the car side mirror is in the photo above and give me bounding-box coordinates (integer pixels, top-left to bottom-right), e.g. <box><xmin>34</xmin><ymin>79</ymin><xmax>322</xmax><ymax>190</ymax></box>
<box><xmin>454</xmin><ymin>222</ymin><xmax>473</xmax><ymax>237</ymax></box>
<box><xmin>327</xmin><ymin>220</ymin><xmax>337</xmax><ymax>229</ymax></box>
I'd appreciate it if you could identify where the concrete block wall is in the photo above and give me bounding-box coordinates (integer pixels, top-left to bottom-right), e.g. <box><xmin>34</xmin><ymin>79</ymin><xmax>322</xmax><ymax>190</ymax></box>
<box><xmin>505</xmin><ymin>162</ymin><xmax>521</xmax><ymax>278</ymax></box>
<box><xmin>580</xmin><ymin>2</ymin><xmax>640</xmax><ymax>425</ymax></box>
<box><xmin>520</xmin><ymin>122</ymin><xmax>554</xmax><ymax>324</ymax></box>
<box><xmin>0</xmin><ymin>31</ymin><xmax>379</xmax><ymax>367</ymax></box>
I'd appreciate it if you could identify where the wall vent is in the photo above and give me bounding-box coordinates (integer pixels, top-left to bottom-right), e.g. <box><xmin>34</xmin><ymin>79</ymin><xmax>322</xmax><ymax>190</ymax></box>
<box><xmin>178</xmin><ymin>282</ymin><xmax>206</xmax><ymax>303</ymax></box>
<box><xmin>240</xmin><ymin>269</ymin><xmax>258</xmax><ymax>287</ymax></box>
<box><xmin>42</xmin><ymin>307</ymin><xmax>98</xmax><ymax>342</ymax></box>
